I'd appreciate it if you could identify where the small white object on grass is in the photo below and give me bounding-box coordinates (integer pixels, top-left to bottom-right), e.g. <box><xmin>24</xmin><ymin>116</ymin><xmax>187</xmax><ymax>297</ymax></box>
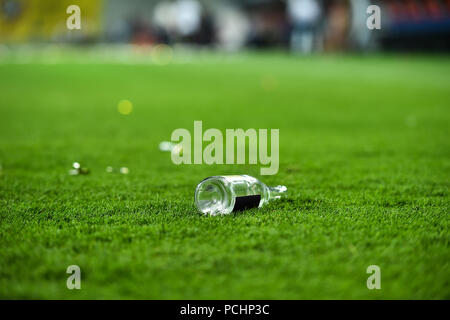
<box><xmin>69</xmin><ymin>162</ymin><xmax>89</xmax><ymax>175</ymax></box>
<box><xmin>69</xmin><ymin>169</ymin><xmax>79</xmax><ymax>176</ymax></box>
<box><xmin>159</xmin><ymin>141</ymin><xmax>174</xmax><ymax>152</ymax></box>
<box><xmin>159</xmin><ymin>141</ymin><xmax>183</xmax><ymax>156</ymax></box>
<box><xmin>120</xmin><ymin>167</ymin><xmax>129</xmax><ymax>174</ymax></box>
<box><xmin>171</xmin><ymin>144</ymin><xmax>183</xmax><ymax>156</ymax></box>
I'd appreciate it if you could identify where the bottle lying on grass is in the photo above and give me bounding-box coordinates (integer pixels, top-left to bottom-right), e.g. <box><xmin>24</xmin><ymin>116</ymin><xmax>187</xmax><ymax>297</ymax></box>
<box><xmin>195</xmin><ymin>175</ymin><xmax>287</xmax><ymax>216</ymax></box>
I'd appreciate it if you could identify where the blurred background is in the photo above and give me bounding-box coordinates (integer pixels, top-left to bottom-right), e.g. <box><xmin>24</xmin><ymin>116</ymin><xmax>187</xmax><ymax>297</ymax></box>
<box><xmin>1</xmin><ymin>0</ymin><xmax>449</xmax><ymax>54</ymax></box>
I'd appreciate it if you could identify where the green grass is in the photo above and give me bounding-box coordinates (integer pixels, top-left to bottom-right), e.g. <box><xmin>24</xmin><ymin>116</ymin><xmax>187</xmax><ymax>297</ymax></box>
<box><xmin>0</xmin><ymin>52</ymin><xmax>449</xmax><ymax>299</ymax></box>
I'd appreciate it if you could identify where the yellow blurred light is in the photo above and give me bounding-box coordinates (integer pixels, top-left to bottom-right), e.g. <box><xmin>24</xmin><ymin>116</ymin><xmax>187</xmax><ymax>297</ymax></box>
<box><xmin>118</xmin><ymin>99</ymin><xmax>133</xmax><ymax>115</ymax></box>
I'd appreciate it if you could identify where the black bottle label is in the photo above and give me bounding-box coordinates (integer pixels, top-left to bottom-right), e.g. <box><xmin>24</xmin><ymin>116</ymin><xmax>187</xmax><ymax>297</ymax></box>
<box><xmin>233</xmin><ymin>195</ymin><xmax>261</xmax><ymax>212</ymax></box>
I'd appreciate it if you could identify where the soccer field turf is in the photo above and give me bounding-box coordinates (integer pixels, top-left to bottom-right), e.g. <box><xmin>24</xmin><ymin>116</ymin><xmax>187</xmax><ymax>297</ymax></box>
<box><xmin>0</xmin><ymin>52</ymin><xmax>448</xmax><ymax>299</ymax></box>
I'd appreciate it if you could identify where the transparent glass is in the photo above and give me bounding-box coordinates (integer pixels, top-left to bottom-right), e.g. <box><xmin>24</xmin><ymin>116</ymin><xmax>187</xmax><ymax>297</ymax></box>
<box><xmin>195</xmin><ymin>175</ymin><xmax>287</xmax><ymax>216</ymax></box>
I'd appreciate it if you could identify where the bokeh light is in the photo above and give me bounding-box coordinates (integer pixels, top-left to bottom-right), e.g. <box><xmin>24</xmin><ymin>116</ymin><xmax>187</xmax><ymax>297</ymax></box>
<box><xmin>118</xmin><ymin>99</ymin><xmax>133</xmax><ymax>115</ymax></box>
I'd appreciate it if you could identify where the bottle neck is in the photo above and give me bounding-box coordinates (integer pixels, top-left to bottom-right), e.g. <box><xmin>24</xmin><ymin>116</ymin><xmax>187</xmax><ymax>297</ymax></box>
<box><xmin>268</xmin><ymin>185</ymin><xmax>287</xmax><ymax>201</ymax></box>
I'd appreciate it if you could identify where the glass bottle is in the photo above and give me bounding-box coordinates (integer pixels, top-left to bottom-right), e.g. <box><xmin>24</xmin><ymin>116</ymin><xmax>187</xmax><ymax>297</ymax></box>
<box><xmin>195</xmin><ymin>175</ymin><xmax>287</xmax><ymax>215</ymax></box>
